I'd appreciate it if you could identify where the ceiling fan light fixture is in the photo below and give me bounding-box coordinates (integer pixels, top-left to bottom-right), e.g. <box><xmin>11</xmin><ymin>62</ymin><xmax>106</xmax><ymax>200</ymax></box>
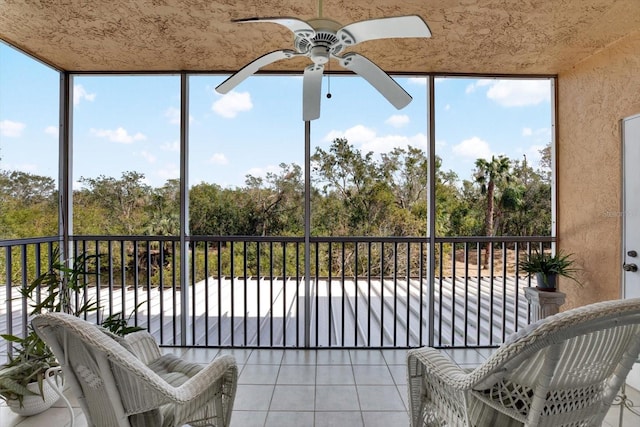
<box><xmin>310</xmin><ymin>46</ymin><xmax>330</xmax><ymax>64</ymax></box>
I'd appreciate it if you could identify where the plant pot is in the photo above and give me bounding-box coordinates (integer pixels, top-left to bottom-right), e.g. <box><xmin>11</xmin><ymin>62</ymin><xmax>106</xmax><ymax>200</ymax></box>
<box><xmin>535</xmin><ymin>272</ymin><xmax>557</xmax><ymax>291</ymax></box>
<box><xmin>6</xmin><ymin>368</ymin><xmax>63</xmax><ymax>416</ymax></box>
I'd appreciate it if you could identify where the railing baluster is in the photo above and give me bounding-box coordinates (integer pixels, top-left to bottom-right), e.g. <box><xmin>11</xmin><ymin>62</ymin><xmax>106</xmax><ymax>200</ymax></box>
<box><xmin>438</xmin><ymin>241</ymin><xmax>443</xmax><ymax>346</ymax></box>
<box><xmin>393</xmin><ymin>241</ymin><xmax>397</xmax><ymax>347</ymax></box>
<box><xmin>256</xmin><ymin>241</ymin><xmax>261</xmax><ymax>347</ymax></box>
<box><xmin>354</xmin><ymin>241</ymin><xmax>359</xmax><ymax>347</ymax></box>
<box><xmin>367</xmin><ymin>241</ymin><xmax>372</xmax><ymax>347</ymax></box>
<box><xmin>230</xmin><ymin>241</ymin><xmax>235</xmax><ymax>347</ymax></box>
<box><xmin>341</xmin><ymin>241</ymin><xmax>345</xmax><ymax>347</ymax></box>
<box><xmin>282</xmin><ymin>241</ymin><xmax>286</xmax><ymax>347</ymax></box>
<box><xmin>244</xmin><ymin>241</ymin><xmax>248</xmax><ymax>347</ymax></box>
<box><xmin>451</xmin><ymin>242</ymin><xmax>456</xmax><ymax>346</ymax></box>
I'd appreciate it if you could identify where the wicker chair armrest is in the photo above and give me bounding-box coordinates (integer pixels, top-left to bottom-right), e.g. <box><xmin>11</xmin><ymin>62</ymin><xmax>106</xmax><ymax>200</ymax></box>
<box><xmin>407</xmin><ymin>347</ymin><xmax>471</xmax><ymax>388</ymax></box>
<box><xmin>114</xmin><ymin>353</ymin><xmax>237</xmax><ymax>419</ymax></box>
<box><xmin>171</xmin><ymin>354</ymin><xmax>238</xmax><ymax>402</ymax></box>
<box><xmin>123</xmin><ymin>330</ymin><xmax>162</xmax><ymax>364</ymax></box>
<box><xmin>407</xmin><ymin>347</ymin><xmax>475</xmax><ymax>427</ymax></box>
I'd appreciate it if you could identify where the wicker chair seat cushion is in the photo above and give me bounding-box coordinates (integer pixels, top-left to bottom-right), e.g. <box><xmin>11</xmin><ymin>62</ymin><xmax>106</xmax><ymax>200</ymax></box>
<box><xmin>130</xmin><ymin>353</ymin><xmax>205</xmax><ymax>427</ymax></box>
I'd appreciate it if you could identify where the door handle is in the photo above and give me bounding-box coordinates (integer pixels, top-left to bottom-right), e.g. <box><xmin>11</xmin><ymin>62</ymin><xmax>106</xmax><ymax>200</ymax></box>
<box><xmin>623</xmin><ymin>263</ymin><xmax>638</xmax><ymax>272</ymax></box>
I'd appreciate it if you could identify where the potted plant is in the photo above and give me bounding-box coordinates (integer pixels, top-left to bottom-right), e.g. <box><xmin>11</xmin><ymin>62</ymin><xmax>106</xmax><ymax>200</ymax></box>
<box><xmin>519</xmin><ymin>250</ymin><xmax>581</xmax><ymax>291</ymax></box>
<box><xmin>0</xmin><ymin>328</ymin><xmax>61</xmax><ymax>415</ymax></box>
<box><xmin>1</xmin><ymin>249</ymin><xmax>143</xmax><ymax>415</ymax></box>
<box><xmin>0</xmin><ymin>249</ymin><xmax>96</xmax><ymax>414</ymax></box>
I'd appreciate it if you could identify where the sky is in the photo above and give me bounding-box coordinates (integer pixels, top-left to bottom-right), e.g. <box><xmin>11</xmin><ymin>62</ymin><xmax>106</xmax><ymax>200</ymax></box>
<box><xmin>0</xmin><ymin>42</ymin><xmax>552</xmax><ymax>190</ymax></box>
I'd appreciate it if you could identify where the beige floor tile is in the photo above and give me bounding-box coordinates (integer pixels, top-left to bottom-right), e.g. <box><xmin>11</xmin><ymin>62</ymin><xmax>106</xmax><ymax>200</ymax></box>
<box><xmin>315</xmin><ymin>411</ymin><xmax>364</xmax><ymax>427</ymax></box>
<box><xmin>316</xmin><ymin>364</ymin><xmax>355</xmax><ymax>385</ymax></box>
<box><xmin>270</xmin><ymin>385</ymin><xmax>315</xmax><ymax>411</ymax></box>
<box><xmin>316</xmin><ymin>349</ymin><xmax>352</xmax><ymax>365</ymax></box>
<box><xmin>233</xmin><ymin>384</ymin><xmax>275</xmax><ymax>411</ymax></box>
<box><xmin>362</xmin><ymin>411</ymin><xmax>409</xmax><ymax>427</ymax></box>
<box><xmin>277</xmin><ymin>364</ymin><xmax>316</xmax><ymax>385</ymax></box>
<box><xmin>264</xmin><ymin>411</ymin><xmax>314</xmax><ymax>427</ymax></box>
<box><xmin>239</xmin><ymin>364</ymin><xmax>280</xmax><ymax>384</ymax></box>
<box><xmin>388</xmin><ymin>364</ymin><xmax>408</xmax><ymax>386</ymax></box>
<box><xmin>352</xmin><ymin>364</ymin><xmax>395</xmax><ymax>385</ymax></box>
<box><xmin>315</xmin><ymin>385</ymin><xmax>360</xmax><ymax>411</ymax></box>
<box><xmin>281</xmin><ymin>349</ymin><xmax>317</xmax><ymax>365</ymax></box>
<box><xmin>357</xmin><ymin>385</ymin><xmax>406</xmax><ymax>411</ymax></box>
<box><xmin>230</xmin><ymin>410</ymin><xmax>268</xmax><ymax>427</ymax></box>
<box><xmin>349</xmin><ymin>349</ymin><xmax>385</xmax><ymax>365</ymax></box>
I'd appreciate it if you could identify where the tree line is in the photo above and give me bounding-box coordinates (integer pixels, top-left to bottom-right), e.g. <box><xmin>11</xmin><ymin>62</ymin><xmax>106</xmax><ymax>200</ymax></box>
<box><xmin>0</xmin><ymin>138</ymin><xmax>551</xmax><ymax>240</ymax></box>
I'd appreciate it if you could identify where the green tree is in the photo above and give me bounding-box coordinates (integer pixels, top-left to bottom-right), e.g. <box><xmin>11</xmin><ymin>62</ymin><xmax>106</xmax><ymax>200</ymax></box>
<box><xmin>76</xmin><ymin>171</ymin><xmax>152</xmax><ymax>235</ymax></box>
<box><xmin>474</xmin><ymin>155</ymin><xmax>512</xmax><ymax>267</ymax></box>
<box><xmin>0</xmin><ymin>170</ymin><xmax>58</xmax><ymax>238</ymax></box>
<box><xmin>312</xmin><ymin>138</ymin><xmax>393</xmax><ymax>235</ymax></box>
<box><xmin>244</xmin><ymin>163</ymin><xmax>304</xmax><ymax>236</ymax></box>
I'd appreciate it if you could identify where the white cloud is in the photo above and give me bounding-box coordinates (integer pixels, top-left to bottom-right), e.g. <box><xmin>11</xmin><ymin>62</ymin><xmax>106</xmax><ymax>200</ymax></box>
<box><xmin>208</xmin><ymin>153</ymin><xmax>229</xmax><ymax>165</ymax></box>
<box><xmin>465</xmin><ymin>79</ymin><xmax>551</xmax><ymax>107</ymax></box>
<box><xmin>165</xmin><ymin>107</ymin><xmax>193</xmax><ymax>125</ymax></box>
<box><xmin>486</xmin><ymin>80</ymin><xmax>550</xmax><ymax>107</ymax></box>
<box><xmin>161</xmin><ymin>141</ymin><xmax>179</xmax><ymax>152</ymax></box>
<box><xmin>444</xmin><ymin>104</ymin><xmax>451</xmax><ymax>111</ymax></box>
<box><xmin>522</xmin><ymin>127</ymin><xmax>551</xmax><ymax>143</ymax></box>
<box><xmin>44</xmin><ymin>125</ymin><xmax>58</xmax><ymax>137</ymax></box>
<box><xmin>465</xmin><ymin>79</ymin><xmax>493</xmax><ymax>94</ymax></box>
<box><xmin>408</xmin><ymin>77</ymin><xmax>427</xmax><ymax>86</ymax></box>
<box><xmin>385</xmin><ymin>114</ymin><xmax>410</xmax><ymax>128</ymax></box>
<box><xmin>362</xmin><ymin>133</ymin><xmax>428</xmax><ymax>153</ymax></box>
<box><xmin>323</xmin><ymin>124</ymin><xmax>428</xmax><ymax>154</ymax></box>
<box><xmin>452</xmin><ymin>136</ymin><xmax>492</xmax><ymax>160</ymax></box>
<box><xmin>247</xmin><ymin>164</ymin><xmax>279</xmax><ymax>178</ymax></box>
<box><xmin>157</xmin><ymin>163</ymin><xmax>179</xmax><ymax>180</ymax></box>
<box><xmin>90</xmin><ymin>127</ymin><xmax>147</xmax><ymax>144</ymax></box>
<box><xmin>0</xmin><ymin>119</ymin><xmax>26</xmax><ymax>137</ymax></box>
<box><xmin>73</xmin><ymin>84</ymin><xmax>96</xmax><ymax>106</ymax></box>
<box><xmin>161</xmin><ymin>141</ymin><xmax>180</xmax><ymax>152</ymax></box>
<box><xmin>212</xmin><ymin>91</ymin><xmax>253</xmax><ymax>118</ymax></box>
<box><xmin>324</xmin><ymin>125</ymin><xmax>376</xmax><ymax>144</ymax></box>
<box><xmin>139</xmin><ymin>150</ymin><xmax>157</xmax><ymax>163</ymax></box>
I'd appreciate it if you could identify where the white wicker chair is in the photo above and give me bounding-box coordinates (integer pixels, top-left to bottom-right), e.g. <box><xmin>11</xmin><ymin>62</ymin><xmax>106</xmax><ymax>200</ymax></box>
<box><xmin>32</xmin><ymin>312</ymin><xmax>237</xmax><ymax>427</ymax></box>
<box><xmin>407</xmin><ymin>298</ymin><xmax>640</xmax><ymax>427</ymax></box>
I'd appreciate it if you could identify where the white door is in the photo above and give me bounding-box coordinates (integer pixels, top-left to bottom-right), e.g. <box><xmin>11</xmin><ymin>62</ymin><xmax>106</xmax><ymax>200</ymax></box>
<box><xmin>622</xmin><ymin>113</ymin><xmax>640</xmax><ymax>390</ymax></box>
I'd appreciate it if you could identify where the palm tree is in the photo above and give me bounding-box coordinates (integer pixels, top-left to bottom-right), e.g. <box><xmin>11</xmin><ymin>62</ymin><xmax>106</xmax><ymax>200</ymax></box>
<box><xmin>474</xmin><ymin>155</ymin><xmax>512</xmax><ymax>268</ymax></box>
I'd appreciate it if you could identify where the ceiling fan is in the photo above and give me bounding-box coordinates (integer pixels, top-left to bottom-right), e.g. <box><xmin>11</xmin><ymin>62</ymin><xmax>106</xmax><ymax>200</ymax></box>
<box><xmin>215</xmin><ymin>14</ymin><xmax>431</xmax><ymax>121</ymax></box>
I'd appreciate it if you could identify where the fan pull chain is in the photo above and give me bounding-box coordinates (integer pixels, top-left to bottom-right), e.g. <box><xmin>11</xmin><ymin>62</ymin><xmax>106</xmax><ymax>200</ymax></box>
<box><xmin>318</xmin><ymin>0</ymin><xmax>323</xmax><ymax>17</ymax></box>
<box><xmin>326</xmin><ymin>60</ymin><xmax>332</xmax><ymax>98</ymax></box>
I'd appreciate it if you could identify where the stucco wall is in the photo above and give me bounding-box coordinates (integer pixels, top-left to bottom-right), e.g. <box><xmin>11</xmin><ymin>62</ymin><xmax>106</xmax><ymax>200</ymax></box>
<box><xmin>558</xmin><ymin>31</ymin><xmax>640</xmax><ymax>309</ymax></box>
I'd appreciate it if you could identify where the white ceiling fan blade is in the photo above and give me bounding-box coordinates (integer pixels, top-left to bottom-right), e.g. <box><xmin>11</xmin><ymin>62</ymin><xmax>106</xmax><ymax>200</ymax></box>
<box><xmin>233</xmin><ymin>17</ymin><xmax>316</xmax><ymax>38</ymax></box>
<box><xmin>337</xmin><ymin>16</ymin><xmax>431</xmax><ymax>46</ymax></box>
<box><xmin>303</xmin><ymin>64</ymin><xmax>324</xmax><ymax>121</ymax></box>
<box><xmin>338</xmin><ymin>53</ymin><xmax>411</xmax><ymax>110</ymax></box>
<box><xmin>216</xmin><ymin>50</ymin><xmax>298</xmax><ymax>94</ymax></box>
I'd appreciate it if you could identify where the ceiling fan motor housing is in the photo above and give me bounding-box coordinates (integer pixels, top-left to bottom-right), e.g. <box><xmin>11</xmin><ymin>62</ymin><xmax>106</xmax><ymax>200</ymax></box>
<box><xmin>294</xmin><ymin>18</ymin><xmax>355</xmax><ymax>62</ymax></box>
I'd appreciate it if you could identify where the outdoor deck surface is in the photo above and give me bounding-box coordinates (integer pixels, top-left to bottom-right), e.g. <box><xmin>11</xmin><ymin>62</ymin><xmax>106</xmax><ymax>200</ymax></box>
<box><xmin>1</xmin><ymin>276</ymin><xmax>530</xmax><ymax>353</ymax></box>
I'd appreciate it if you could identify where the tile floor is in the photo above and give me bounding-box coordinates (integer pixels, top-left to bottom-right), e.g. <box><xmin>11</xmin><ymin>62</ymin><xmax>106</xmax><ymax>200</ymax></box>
<box><xmin>1</xmin><ymin>347</ymin><xmax>639</xmax><ymax>426</ymax></box>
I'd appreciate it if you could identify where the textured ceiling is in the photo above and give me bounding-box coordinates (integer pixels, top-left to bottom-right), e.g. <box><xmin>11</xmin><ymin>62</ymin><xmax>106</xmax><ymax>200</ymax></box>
<box><xmin>1</xmin><ymin>0</ymin><xmax>639</xmax><ymax>75</ymax></box>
